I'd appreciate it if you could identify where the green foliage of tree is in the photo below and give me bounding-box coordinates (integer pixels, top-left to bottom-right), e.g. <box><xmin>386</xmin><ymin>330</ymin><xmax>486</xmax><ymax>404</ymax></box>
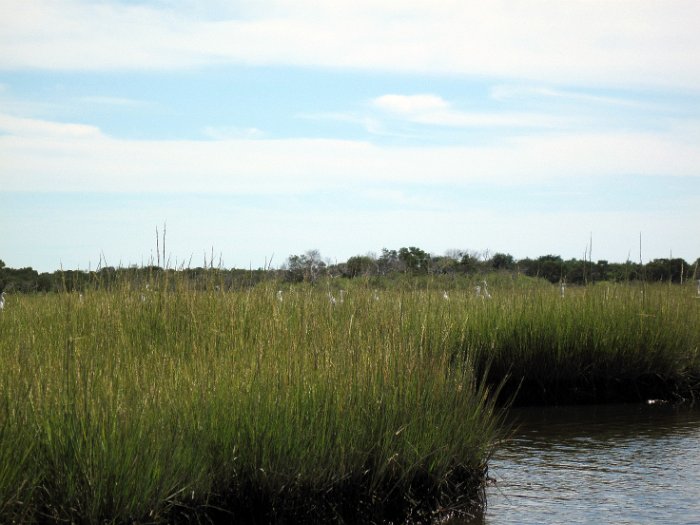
<box><xmin>398</xmin><ymin>246</ymin><xmax>430</xmax><ymax>274</ymax></box>
<box><xmin>345</xmin><ymin>255</ymin><xmax>377</xmax><ymax>278</ymax></box>
<box><xmin>285</xmin><ymin>250</ymin><xmax>326</xmax><ymax>283</ymax></box>
<box><xmin>490</xmin><ymin>253</ymin><xmax>515</xmax><ymax>270</ymax></box>
<box><xmin>430</xmin><ymin>255</ymin><xmax>460</xmax><ymax>275</ymax></box>
<box><xmin>645</xmin><ymin>258</ymin><xmax>689</xmax><ymax>283</ymax></box>
<box><xmin>0</xmin><ymin>248</ymin><xmax>697</xmax><ymax>293</ymax></box>
<box><xmin>0</xmin><ymin>266</ymin><xmax>40</xmax><ymax>293</ymax></box>
<box><xmin>458</xmin><ymin>253</ymin><xmax>481</xmax><ymax>274</ymax></box>
<box><xmin>534</xmin><ymin>255</ymin><xmax>565</xmax><ymax>283</ymax></box>
<box><xmin>378</xmin><ymin>249</ymin><xmax>401</xmax><ymax>275</ymax></box>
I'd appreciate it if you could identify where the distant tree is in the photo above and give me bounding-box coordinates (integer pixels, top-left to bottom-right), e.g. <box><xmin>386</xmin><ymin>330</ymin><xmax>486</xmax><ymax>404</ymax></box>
<box><xmin>378</xmin><ymin>249</ymin><xmax>402</xmax><ymax>275</ymax></box>
<box><xmin>285</xmin><ymin>250</ymin><xmax>326</xmax><ymax>282</ymax></box>
<box><xmin>345</xmin><ymin>255</ymin><xmax>377</xmax><ymax>277</ymax></box>
<box><xmin>38</xmin><ymin>273</ymin><xmax>56</xmax><ymax>292</ymax></box>
<box><xmin>0</xmin><ymin>266</ymin><xmax>39</xmax><ymax>293</ymax></box>
<box><xmin>564</xmin><ymin>259</ymin><xmax>585</xmax><ymax>284</ymax></box>
<box><xmin>459</xmin><ymin>252</ymin><xmax>481</xmax><ymax>274</ymax></box>
<box><xmin>515</xmin><ymin>257</ymin><xmax>533</xmax><ymax>275</ymax></box>
<box><xmin>398</xmin><ymin>246</ymin><xmax>430</xmax><ymax>274</ymax></box>
<box><xmin>284</xmin><ymin>256</ymin><xmax>304</xmax><ymax>282</ymax></box>
<box><xmin>431</xmin><ymin>255</ymin><xmax>459</xmax><ymax>275</ymax></box>
<box><xmin>645</xmin><ymin>258</ymin><xmax>688</xmax><ymax>283</ymax></box>
<box><xmin>593</xmin><ymin>260</ymin><xmax>610</xmax><ymax>281</ymax></box>
<box><xmin>490</xmin><ymin>253</ymin><xmax>515</xmax><ymax>271</ymax></box>
<box><xmin>535</xmin><ymin>255</ymin><xmax>564</xmax><ymax>283</ymax></box>
<box><xmin>599</xmin><ymin>259</ymin><xmax>638</xmax><ymax>282</ymax></box>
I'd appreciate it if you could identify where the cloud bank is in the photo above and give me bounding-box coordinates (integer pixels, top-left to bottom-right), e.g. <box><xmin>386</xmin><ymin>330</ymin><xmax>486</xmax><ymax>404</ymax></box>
<box><xmin>2</xmin><ymin>1</ymin><xmax>700</xmax><ymax>89</ymax></box>
<box><xmin>2</xmin><ymin>112</ymin><xmax>699</xmax><ymax>194</ymax></box>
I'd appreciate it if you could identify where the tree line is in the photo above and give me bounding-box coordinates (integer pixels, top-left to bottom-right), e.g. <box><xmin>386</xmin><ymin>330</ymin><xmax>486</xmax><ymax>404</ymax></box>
<box><xmin>2</xmin><ymin>249</ymin><xmax>697</xmax><ymax>294</ymax></box>
<box><xmin>285</xmin><ymin>248</ymin><xmax>699</xmax><ymax>284</ymax></box>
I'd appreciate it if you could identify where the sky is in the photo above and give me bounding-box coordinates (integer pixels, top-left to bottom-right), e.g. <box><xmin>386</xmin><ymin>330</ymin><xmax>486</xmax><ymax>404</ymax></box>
<box><xmin>1</xmin><ymin>0</ymin><xmax>699</xmax><ymax>273</ymax></box>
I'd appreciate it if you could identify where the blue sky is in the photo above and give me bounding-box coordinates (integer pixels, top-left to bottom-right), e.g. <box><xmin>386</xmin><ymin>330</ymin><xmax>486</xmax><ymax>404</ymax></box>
<box><xmin>1</xmin><ymin>1</ymin><xmax>699</xmax><ymax>272</ymax></box>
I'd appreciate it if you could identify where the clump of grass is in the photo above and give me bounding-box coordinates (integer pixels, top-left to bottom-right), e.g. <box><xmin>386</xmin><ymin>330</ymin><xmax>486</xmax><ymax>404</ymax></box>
<box><xmin>0</xmin><ymin>275</ymin><xmax>503</xmax><ymax>523</ymax></box>
<box><xmin>448</xmin><ymin>281</ymin><xmax>700</xmax><ymax>404</ymax></box>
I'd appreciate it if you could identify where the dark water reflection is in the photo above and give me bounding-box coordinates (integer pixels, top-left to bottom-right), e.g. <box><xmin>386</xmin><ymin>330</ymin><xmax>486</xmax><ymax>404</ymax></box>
<box><xmin>466</xmin><ymin>403</ymin><xmax>700</xmax><ymax>525</ymax></box>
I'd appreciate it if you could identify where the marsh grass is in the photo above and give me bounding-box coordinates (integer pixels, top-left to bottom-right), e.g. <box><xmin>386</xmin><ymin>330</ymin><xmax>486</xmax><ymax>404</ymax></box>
<box><xmin>0</xmin><ymin>275</ymin><xmax>504</xmax><ymax>524</ymax></box>
<box><xmin>449</xmin><ymin>280</ymin><xmax>700</xmax><ymax>404</ymax></box>
<box><xmin>1</xmin><ymin>273</ymin><xmax>698</xmax><ymax>522</ymax></box>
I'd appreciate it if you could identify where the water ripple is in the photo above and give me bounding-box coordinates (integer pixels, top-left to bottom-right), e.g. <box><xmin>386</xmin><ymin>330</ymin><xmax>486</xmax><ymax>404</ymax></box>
<box><xmin>472</xmin><ymin>404</ymin><xmax>700</xmax><ymax>525</ymax></box>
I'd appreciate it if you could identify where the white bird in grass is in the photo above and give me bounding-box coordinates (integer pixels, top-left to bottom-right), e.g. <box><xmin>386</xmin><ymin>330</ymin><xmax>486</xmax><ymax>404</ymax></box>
<box><xmin>277</xmin><ymin>290</ymin><xmax>284</xmax><ymax>302</ymax></box>
<box><xmin>443</xmin><ymin>290</ymin><xmax>449</xmax><ymax>301</ymax></box>
<box><xmin>482</xmin><ymin>280</ymin><xmax>491</xmax><ymax>299</ymax></box>
<box><xmin>0</xmin><ymin>291</ymin><xmax>5</xmax><ymax>311</ymax></box>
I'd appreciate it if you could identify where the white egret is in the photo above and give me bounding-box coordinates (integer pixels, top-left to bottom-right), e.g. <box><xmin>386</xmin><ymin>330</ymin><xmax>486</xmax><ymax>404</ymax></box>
<box><xmin>482</xmin><ymin>280</ymin><xmax>491</xmax><ymax>299</ymax></box>
<box><xmin>0</xmin><ymin>291</ymin><xmax>5</xmax><ymax>311</ymax></box>
<box><xmin>277</xmin><ymin>290</ymin><xmax>284</xmax><ymax>302</ymax></box>
<box><xmin>442</xmin><ymin>290</ymin><xmax>449</xmax><ymax>301</ymax></box>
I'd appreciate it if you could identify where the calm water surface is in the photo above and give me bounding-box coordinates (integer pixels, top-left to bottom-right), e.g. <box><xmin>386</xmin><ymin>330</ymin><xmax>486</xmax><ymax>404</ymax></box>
<box><xmin>469</xmin><ymin>403</ymin><xmax>700</xmax><ymax>524</ymax></box>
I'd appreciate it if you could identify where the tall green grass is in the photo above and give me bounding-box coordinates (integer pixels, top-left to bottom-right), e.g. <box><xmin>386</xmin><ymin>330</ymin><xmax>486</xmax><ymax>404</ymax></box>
<box><xmin>452</xmin><ymin>280</ymin><xmax>700</xmax><ymax>404</ymax></box>
<box><xmin>1</xmin><ymin>275</ymin><xmax>698</xmax><ymax>522</ymax></box>
<box><xmin>0</xmin><ymin>276</ymin><xmax>503</xmax><ymax>523</ymax></box>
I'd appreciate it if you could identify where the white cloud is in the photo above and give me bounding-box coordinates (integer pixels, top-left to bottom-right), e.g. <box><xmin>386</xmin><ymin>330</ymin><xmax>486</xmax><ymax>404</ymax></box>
<box><xmin>371</xmin><ymin>93</ymin><xmax>565</xmax><ymax>128</ymax></box>
<box><xmin>2</xmin><ymin>1</ymin><xmax>700</xmax><ymax>89</ymax></box>
<box><xmin>489</xmin><ymin>85</ymin><xmax>662</xmax><ymax>111</ymax></box>
<box><xmin>202</xmin><ymin>125</ymin><xmax>265</xmax><ymax>140</ymax></box>
<box><xmin>0</xmin><ymin>113</ymin><xmax>102</xmax><ymax>138</ymax></box>
<box><xmin>2</xmin><ymin>114</ymin><xmax>699</xmax><ymax>195</ymax></box>
<box><xmin>372</xmin><ymin>94</ymin><xmax>449</xmax><ymax>115</ymax></box>
<box><xmin>296</xmin><ymin>111</ymin><xmax>389</xmax><ymax>136</ymax></box>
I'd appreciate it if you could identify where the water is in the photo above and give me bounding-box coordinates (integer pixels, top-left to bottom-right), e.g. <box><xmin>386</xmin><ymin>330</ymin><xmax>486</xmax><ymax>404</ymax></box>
<box><xmin>472</xmin><ymin>403</ymin><xmax>700</xmax><ymax>524</ymax></box>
